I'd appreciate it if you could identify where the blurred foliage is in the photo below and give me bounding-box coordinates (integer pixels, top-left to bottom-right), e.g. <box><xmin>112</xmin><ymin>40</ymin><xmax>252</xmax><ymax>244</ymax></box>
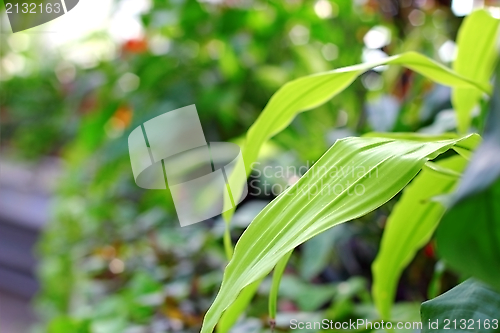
<box><xmin>0</xmin><ymin>0</ymin><xmax>489</xmax><ymax>332</ymax></box>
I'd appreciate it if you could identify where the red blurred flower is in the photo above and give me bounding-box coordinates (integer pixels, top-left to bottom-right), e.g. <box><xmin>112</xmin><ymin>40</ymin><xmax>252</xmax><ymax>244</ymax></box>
<box><xmin>112</xmin><ymin>104</ymin><xmax>134</xmax><ymax>129</ymax></box>
<box><xmin>424</xmin><ymin>241</ymin><xmax>435</xmax><ymax>258</ymax></box>
<box><xmin>122</xmin><ymin>38</ymin><xmax>148</xmax><ymax>54</ymax></box>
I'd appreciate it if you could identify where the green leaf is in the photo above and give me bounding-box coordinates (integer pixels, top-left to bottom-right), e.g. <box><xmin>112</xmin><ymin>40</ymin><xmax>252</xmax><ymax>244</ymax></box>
<box><xmin>427</xmin><ymin>261</ymin><xmax>447</xmax><ymax>300</ymax></box>
<box><xmin>452</xmin><ymin>9</ymin><xmax>499</xmax><ymax>134</ymax></box>
<box><xmin>436</xmin><ymin>178</ymin><xmax>500</xmax><ymax>291</ymax></box>
<box><xmin>226</xmin><ymin>53</ymin><xmax>489</xmax><ymax>217</ymax></box>
<box><xmin>365</xmin><ymin>132</ymin><xmax>479</xmax><ymax>160</ymax></box>
<box><xmin>243</xmin><ymin>51</ymin><xmax>487</xmax><ymax>172</ymax></box>
<box><xmin>421</xmin><ymin>279</ymin><xmax>500</xmax><ymax>333</ymax></box>
<box><xmin>48</xmin><ymin>317</ymin><xmax>90</xmax><ymax>333</ymax></box>
<box><xmin>269</xmin><ymin>249</ymin><xmax>293</xmax><ymax>320</ymax></box>
<box><xmin>216</xmin><ymin>279</ymin><xmax>262</xmax><ymax>333</ymax></box>
<box><xmin>423</xmin><ymin>161</ymin><xmax>462</xmax><ymax>179</ymax></box>
<box><xmin>448</xmin><ymin>63</ymin><xmax>500</xmax><ymax>203</ymax></box>
<box><xmin>202</xmin><ymin>134</ymin><xmax>479</xmax><ymax>333</ymax></box>
<box><xmin>436</xmin><ymin>64</ymin><xmax>500</xmax><ymax>291</ymax></box>
<box><xmin>364</xmin><ymin>132</ymin><xmax>467</xmax><ymax>141</ymax></box>
<box><xmin>372</xmin><ymin>155</ymin><xmax>468</xmax><ymax>320</ymax></box>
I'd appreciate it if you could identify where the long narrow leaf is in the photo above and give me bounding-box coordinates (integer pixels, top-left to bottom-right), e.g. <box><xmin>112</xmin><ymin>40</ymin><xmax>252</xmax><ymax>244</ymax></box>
<box><xmin>372</xmin><ymin>155</ymin><xmax>468</xmax><ymax>320</ymax></box>
<box><xmin>452</xmin><ymin>10</ymin><xmax>499</xmax><ymax>133</ymax></box>
<box><xmin>268</xmin><ymin>249</ymin><xmax>293</xmax><ymax>321</ymax></box>
<box><xmin>216</xmin><ymin>279</ymin><xmax>262</xmax><ymax>333</ymax></box>
<box><xmin>227</xmin><ymin>52</ymin><xmax>489</xmax><ymax>215</ymax></box>
<box><xmin>437</xmin><ymin>63</ymin><xmax>500</xmax><ymax>291</ymax></box>
<box><xmin>202</xmin><ymin>134</ymin><xmax>479</xmax><ymax>333</ymax></box>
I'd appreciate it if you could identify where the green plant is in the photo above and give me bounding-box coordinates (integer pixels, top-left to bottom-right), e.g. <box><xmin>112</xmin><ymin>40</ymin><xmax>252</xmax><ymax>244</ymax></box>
<box><xmin>202</xmin><ymin>9</ymin><xmax>500</xmax><ymax>333</ymax></box>
<box><xmin>5</xmin><ymin>2</ymin><xmax>494</xmax><ymax>332</ymax></box>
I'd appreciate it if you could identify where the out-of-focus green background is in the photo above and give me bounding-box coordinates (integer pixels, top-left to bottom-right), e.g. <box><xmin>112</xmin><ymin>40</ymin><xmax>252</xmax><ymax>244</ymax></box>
<box><xmin>0</xmin><ymin>0</ymin><xmax>490</xmax><ymax>332</ymax></box>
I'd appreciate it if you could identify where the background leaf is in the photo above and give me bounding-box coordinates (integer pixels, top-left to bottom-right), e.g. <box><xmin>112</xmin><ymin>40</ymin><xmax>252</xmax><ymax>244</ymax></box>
<box><xmin>299</xmin><ymin>226</ymin><xmax>344</xmax><ymax>280</ymax></box>
<box><xmin>436</xmin><ymin>63</ymin><xmax>500</xmax><ymax>291</ymax></box>
<box><xmin>268</xmin><ymin>250</ymin><xmax>293</xmax><ymax>320</ymax></box>
<box><xmin>449</xmin><ymin>64</ymin><xmax>500</xmax><ymax>203</ymax></box>
<box><xmin>452</xmin><ymin>9</ymin><xmax>499</xmax><ymax>134</ymax></box>
<box><xmin>372</xmin><ymin>155</ymin><xmax>467</xmax><ymax>320</ymax></box>
<box><xmin>436</xmin><ymin>178</ymin><xmax>500</xmax><ymax>291</ymax></box>
<box><xmin>421</xmin><ymin>279</ymin><xmax>500</xmax><ymax>333</ymax></box>
<box><xmin>227</xmin><ymin>53</ymin><xmax>489</xmax><ymax>210</ymax></box>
